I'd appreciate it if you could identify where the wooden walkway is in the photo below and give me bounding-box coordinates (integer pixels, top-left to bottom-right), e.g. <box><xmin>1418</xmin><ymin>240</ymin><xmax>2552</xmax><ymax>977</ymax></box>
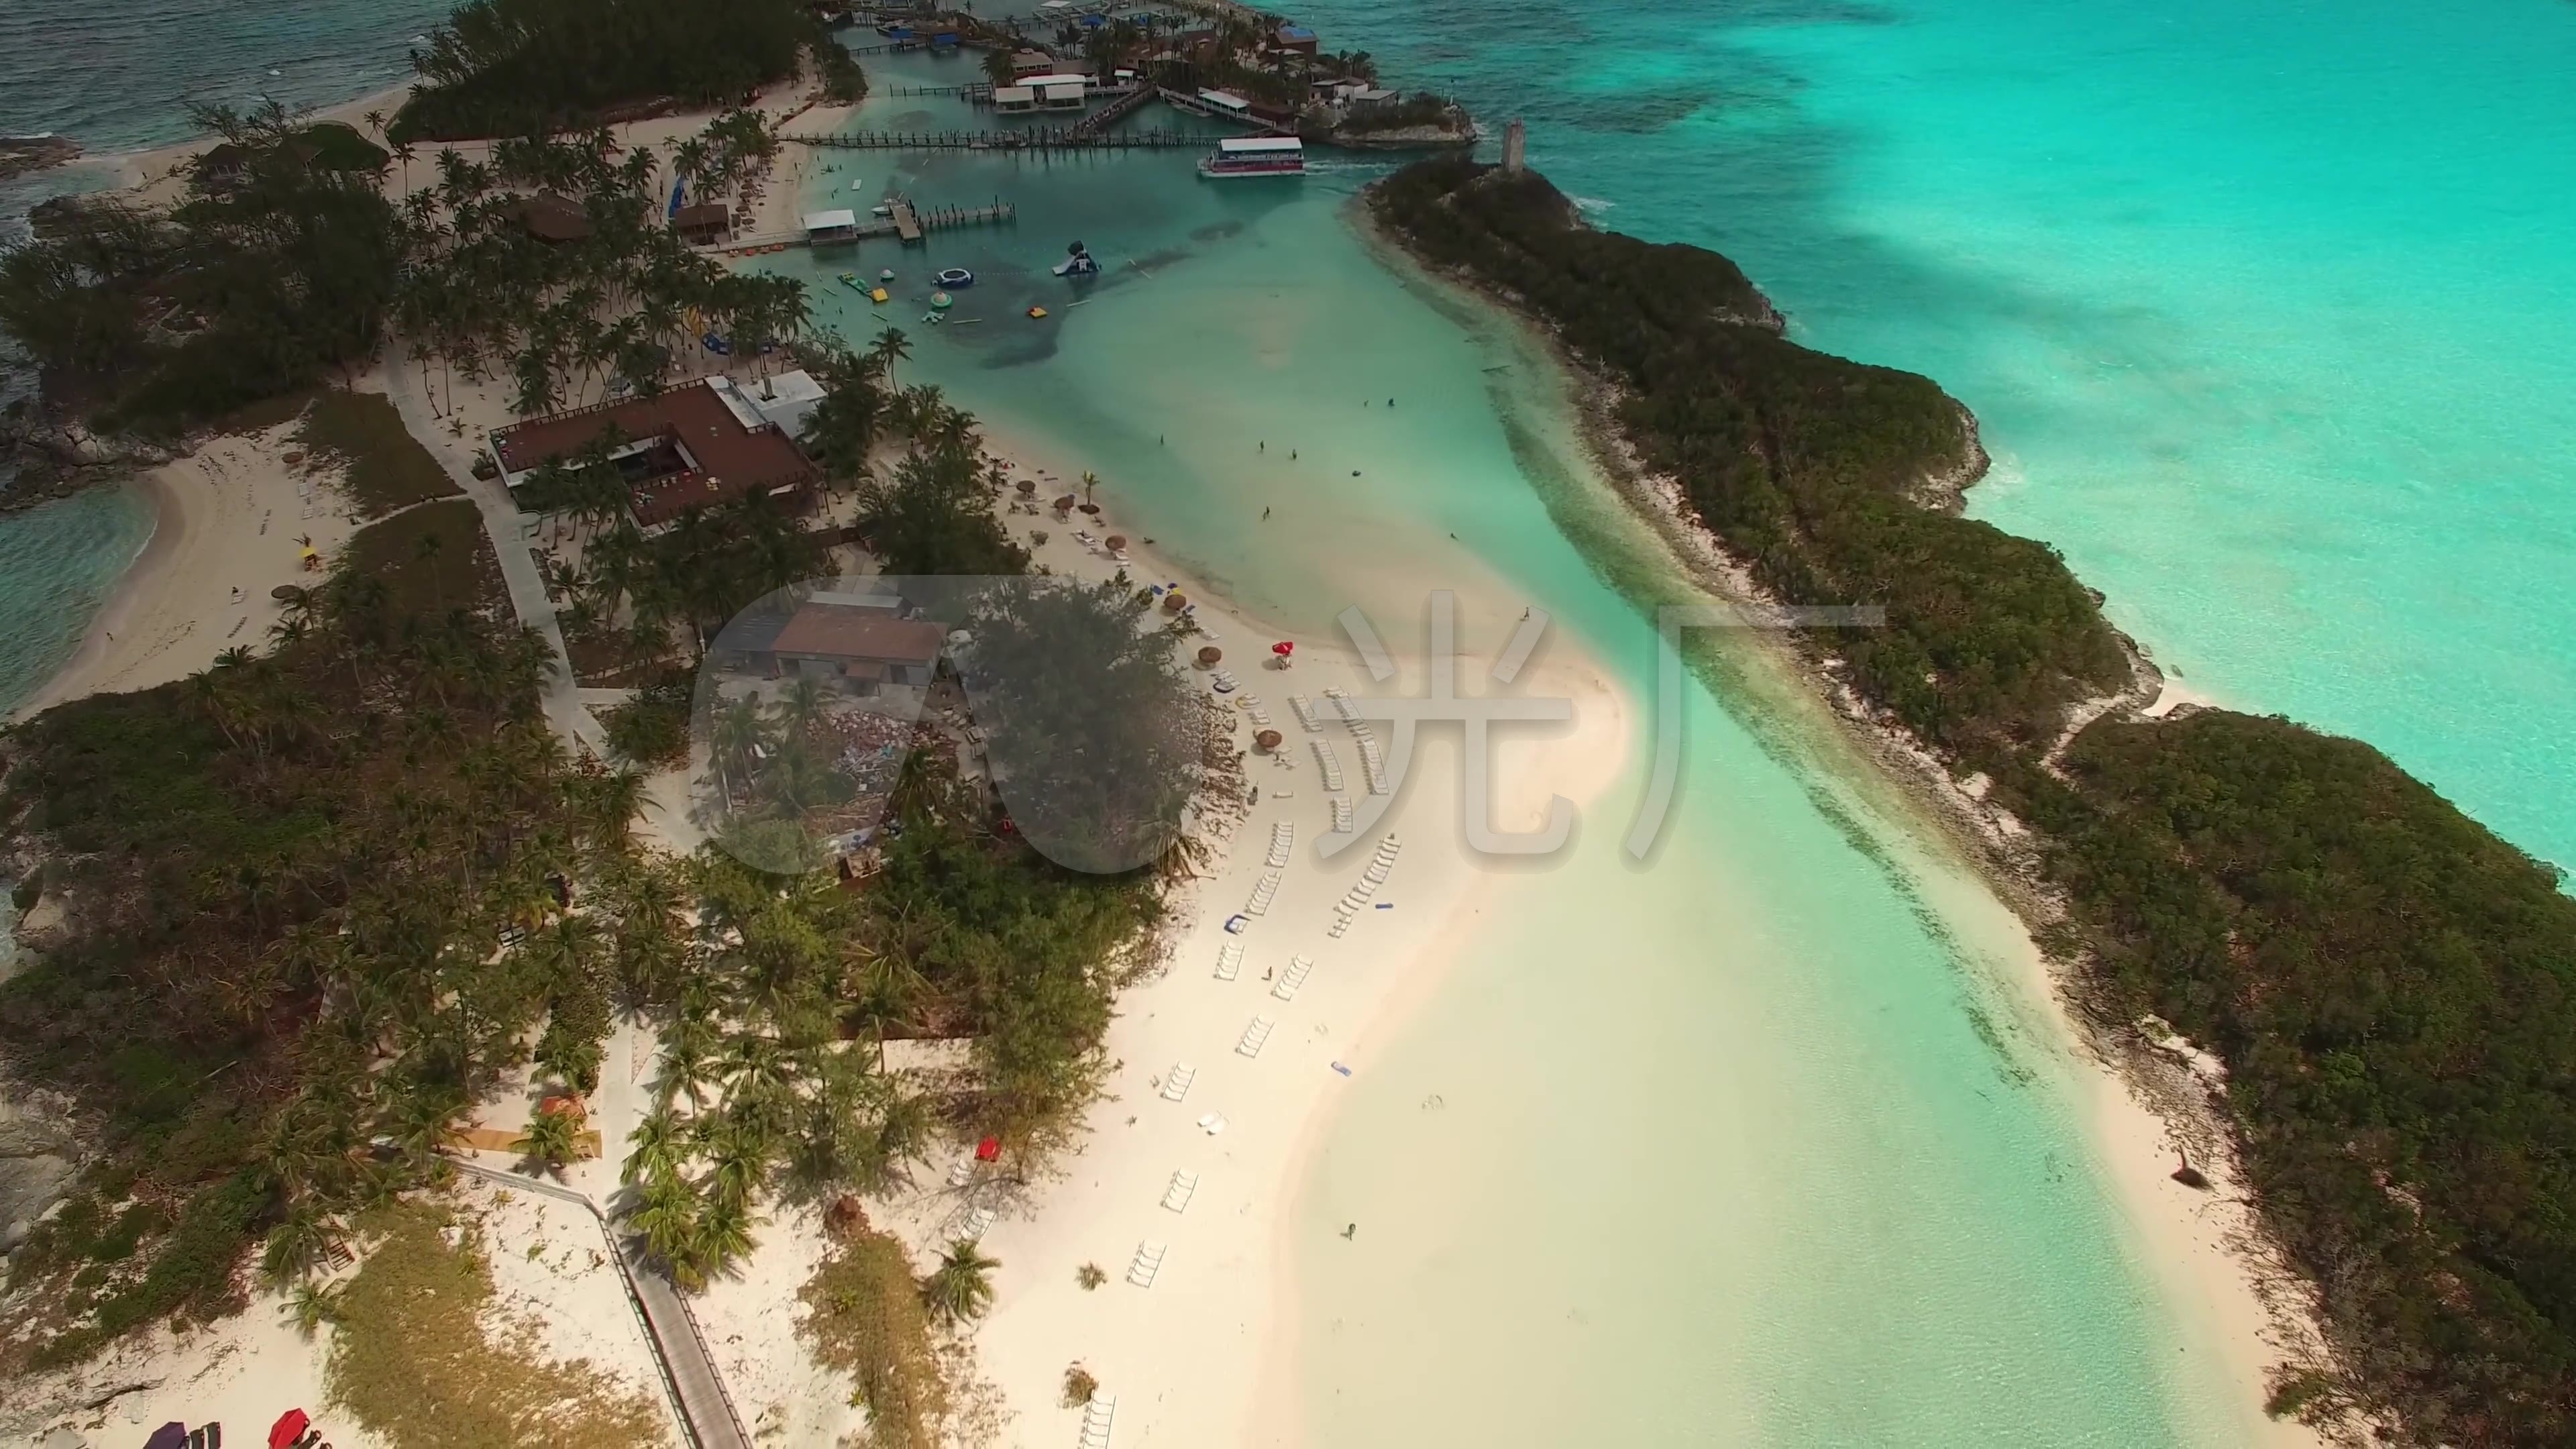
<box><xmin>445</xmin><ymin>1157</ymin><xmax>751</xmax><ymax>1449</ymax></box>
<box><xmin>697</xmin><ymin>201</ymin><xmax>1016</xmax><ymax>256</ymax></box>
<box><xmin>1155</xmin><ymin>84</ymin><xmax>1299</xmax><ymax>136</ymax></box>
<box><xmin>790</xmin><ymin>126</ymin><xmax>1205</xmax><ymax>152</ymax></box>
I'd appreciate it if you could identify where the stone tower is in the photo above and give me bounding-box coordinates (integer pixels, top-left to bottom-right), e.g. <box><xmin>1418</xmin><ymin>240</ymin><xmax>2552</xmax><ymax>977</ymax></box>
<box><xmin>1502</xmin><ymin>117</ymin><xmax>1527</xmax><ymax>175</ymax></box>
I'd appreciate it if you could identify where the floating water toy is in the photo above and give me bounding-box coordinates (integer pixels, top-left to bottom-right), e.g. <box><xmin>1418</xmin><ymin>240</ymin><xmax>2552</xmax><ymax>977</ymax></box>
<box><xmin>930</xmin><ymin>291</ymin><xmax>954</xmax><ymax>310</ymax></box>
<box><xmin>935</xmin><ymin>267</ymin><xmax>975</xmax><ymax>288</ymax></box>
<box><xmin>1026</xmin><ymin>306</ymin><xmax>1049</xmax><ymax>319</ymax></box>
<box><xmin>869</xmin><ymin>286</ymin><xmax>889</xmax><ymax>303</ymax></box>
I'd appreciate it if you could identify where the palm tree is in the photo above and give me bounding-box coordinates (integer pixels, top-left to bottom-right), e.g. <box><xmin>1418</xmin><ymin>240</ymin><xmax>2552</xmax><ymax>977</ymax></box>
<box><xmin>870</xmin><ymin>327</ymin><xmax>912</xmax><ymax>386</ymax></box>
<box><xmin>260</xmin><ymin>1202</ymin><xmax>345</xmax><ymax>1287</ymax></box>
<box><xmin>920</xmin><ymin>1238</ymin><xmax>1000</xmax><ymax>1326</ymax></box>
<box><xmin>520</xmin><ymin>1103</ymin><xmax>582</xmax><ymax>1177</ymax></box>
<box><xmin>1080</xmin><ymin>471</ymin><xmax>1099</xmax><ymax>506</ymax></box>
<box><xmin>623</xmin><ymin>1104</ymin><xmax>686</xmax><ymax>1187</ymax></box>
<box><xmin>281</xmin><ymin>1279</ymin><xmax>346</xmax><ymax>1339</ymax></box>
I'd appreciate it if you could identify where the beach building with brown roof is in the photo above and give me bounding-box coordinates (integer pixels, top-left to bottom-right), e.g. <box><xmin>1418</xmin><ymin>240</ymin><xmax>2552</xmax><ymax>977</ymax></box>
<box><xmin>488</xmin><ymin>374</ymin><xmax>822</xmax><ymax>530</ymax></box>
<box><xmin>771</xmin><ymin>601</ymin><xmax>946</xmax><ymax>692</ymax></box>
<box><xmin>515</xmin><ymin>192</ymin><xmax>593</xmax><ymax>244</ymax></box>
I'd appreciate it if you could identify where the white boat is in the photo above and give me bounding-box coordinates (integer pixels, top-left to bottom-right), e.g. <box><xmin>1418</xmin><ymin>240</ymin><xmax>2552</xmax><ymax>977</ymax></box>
<box><xmin>1197</xmin><ymin>136</ymin><xmax>1305</xmax><ymax>180</ymax></box>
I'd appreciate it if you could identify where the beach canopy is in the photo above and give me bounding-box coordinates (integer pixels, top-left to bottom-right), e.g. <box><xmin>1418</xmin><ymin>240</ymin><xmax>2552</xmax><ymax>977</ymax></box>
<box><xmin>269</xmin><ymin>1411</ymin><xmax>312</xmax><ymax>1449</ymax></box>
<box><xmin>144</xmin><ymin>1426</ymin><xmax>188</xmax><ymax>1449</ymax></box>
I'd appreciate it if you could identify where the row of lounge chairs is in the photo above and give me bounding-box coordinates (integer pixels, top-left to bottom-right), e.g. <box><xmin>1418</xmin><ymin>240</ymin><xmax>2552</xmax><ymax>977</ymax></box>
<box><xmin>1311</xmin><ymin>740</ymin><xmax>1345</xmax><ymax>792</ymax></box>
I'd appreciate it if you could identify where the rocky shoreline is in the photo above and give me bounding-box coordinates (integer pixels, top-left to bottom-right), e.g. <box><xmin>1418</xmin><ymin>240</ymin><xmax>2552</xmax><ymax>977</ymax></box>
<box><xmin>0</xmin><ymin>417</ymin><xmax>174</xmax><ymax>513</ymax></box>
<box><xmin>0</xmin><ymin>136</ymin><xmax>82</xmax><ymax>184</ymax></box>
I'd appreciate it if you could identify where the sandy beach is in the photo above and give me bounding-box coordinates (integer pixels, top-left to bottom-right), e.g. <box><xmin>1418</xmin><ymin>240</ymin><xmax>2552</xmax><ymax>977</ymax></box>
<box><xmin>13</xmin><ymin>422</ymin><xmax>362</xmax><ymax>720</ymax></box>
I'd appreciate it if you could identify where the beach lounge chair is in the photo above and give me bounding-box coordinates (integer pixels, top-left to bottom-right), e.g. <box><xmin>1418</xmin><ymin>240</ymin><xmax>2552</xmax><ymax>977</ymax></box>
<box><xmin>1197</xmin><ymin>1111</ymin><xmax>1227</xmax><ymax>1134</ymax></box>
<box><xmin>1161</xmin><ymin>1169</ymin><xmax>1200</xmax><ymax>1213</ymax></box>
<box><xmin>1126</xmin><ymin>1240</ymin><xmax>1168</xmax><ymax>1287</ymax></box>
<box><xmin>1081</xmin><ymin>1394</ymin><xmax>1117</xmax><ymax>1448</ymax></box>
<box><xmin>1330</xmin><ymin>797</ymin><xmax>1354</xmax><ymax>833</ymax></box>
<box><xmin>1266</xmin><ymin>822</ymin><xmax>1294</xmax><ymax>867</ymax></box>
<box><xmin>1290</xmin><ymin>695</ymin><xmax>1322</xmax><ymax>731</ymax></box>
<box><xmin>947</xmin><ymin>1157</ymin><xmax>974</xmax><ymax>1188</ymax></box>
<box><xmin>1237</xmin><ymin>1015</ymin><xmax>1276</xmax><ymax>1057</ymax></box>
<box><xmin>1325</xmin><ymin>687</ymin><xmax>1362</xmax><ymax>723</ymax></box>
<box><xmin>1246</xmin><ymin>869</ymin><xmax>1282</xmax><ymax>915</ymax></box>
<box><xmin>1161</xmin><ymin>1064</ymin><xmax>1197</xmax><ymax>1102</ymax></box>
<box><xmin>1273</xmin><ymin>955</ymin><xmax>1313</xmax><ymax>1002</ymax></box>
<box><xmin>1244</xmin><ymin>696</ymin><xmax>1275</xmax><ymax>727</ymax></box>
<box><xmin>961</xmin><ymin>1206</ymin><xmax>996</xmax><ymax>1240</ymax></box>
<box><xmin>1215</xmin><ymin>941</ymin><xmax>1244</xmax><ymax>980</ymax></box>
<box><xmin>1311</xmin><ymin>741</ymin><xmax>1345</xmax><ymax>792</ymax></box>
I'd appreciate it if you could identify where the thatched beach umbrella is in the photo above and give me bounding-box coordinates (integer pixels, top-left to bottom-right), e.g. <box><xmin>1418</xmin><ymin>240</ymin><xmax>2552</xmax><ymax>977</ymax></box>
<box><xmin>1106</xmin><ymin>534</ymin><xmax>1128</xmax><ymax>551</ymax></box>
<box><xmin>1054</xmin><ymin>494</ymin><xmax>1076</xmax><ymax>516</ymax></box>
<box><xmin>270</xmin><ymin>584</ymin><xmax>304</xmax><ymax>602</ymax></box>
<box><xmin>1016</xmin><ymin>479</ymin><xmax>1037</xmax><ymax>496</ymax></box>
<box><xmin>1162</xmin><ymin>591</ymin><xmax>1188</xmax><ymax>613</ymax></box>
<box><xmin>1196</xmin><ymin>645</ymin><xmax>1223</xmax><ymax>667</ymax></box>
<box><xmin>1254</xmin><ymin>728</ymin><xmax>1283</xmax><ymax>751</ymax></box>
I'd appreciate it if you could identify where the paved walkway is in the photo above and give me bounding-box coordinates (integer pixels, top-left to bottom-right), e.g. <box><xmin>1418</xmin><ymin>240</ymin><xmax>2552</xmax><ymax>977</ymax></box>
<box><xmin>447</xmin><ymin>1158</ymin><xmax>751</xmax><ymax>1449</ymax></box>
<box><xmin>378</xmin><ymin>343</ymin><xmax>606</xmax><ymax>759</ymax></box>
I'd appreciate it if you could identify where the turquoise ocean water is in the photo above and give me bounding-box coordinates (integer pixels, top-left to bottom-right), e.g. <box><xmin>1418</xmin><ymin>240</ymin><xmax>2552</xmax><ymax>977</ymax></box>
<box><xmin>1293</xmin><ymin>0</ymin><xmax>2576</xmax><ymax>872</ymax></box>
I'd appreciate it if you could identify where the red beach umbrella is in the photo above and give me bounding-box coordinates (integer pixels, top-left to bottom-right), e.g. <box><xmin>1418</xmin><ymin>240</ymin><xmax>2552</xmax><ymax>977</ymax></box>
<box><xmin>975</xmin><ymin>1134</ymin><xmax>1002</xmax><ymax>1162</ymax></box>
<box><xmin>270</xmin><ymin>1410</ymin><xmax>313</xmax><ymax>1449</ymax></box>
<box><xmin>1271</xmin><ymin>641</ymin><xmax>1293</xmax><ymax>657</ymax></box>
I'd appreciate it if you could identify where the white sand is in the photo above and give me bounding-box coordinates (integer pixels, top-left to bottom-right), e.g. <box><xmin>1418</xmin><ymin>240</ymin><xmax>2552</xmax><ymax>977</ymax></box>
<box><xmin>14</xmin><ymin>422</ymin><xmax>362</xmax><ymax>719</ymax></box>
<box><xmin>0</xmin><ymin>1292</ymin><xmax>368</xmax><ymax>1449</ymax></box>
<box><xmin>910</xmin><ymin>458</ymin><xmax>1638</xmax><ymax>1446</ymax></box>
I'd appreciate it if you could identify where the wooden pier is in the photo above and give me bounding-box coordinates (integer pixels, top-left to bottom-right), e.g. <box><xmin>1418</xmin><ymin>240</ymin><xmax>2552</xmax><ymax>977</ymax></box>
<box><xmin>789</xmin><ymin>126</ymin><xmax>1207</xmax><ymax>152</ymax></box>
<box><xmin>697</xmin><ymin>200</ymin><xmax>1016</xmax><ymax>256</ymax></box>
<box><xmin>1154</xmin><ymin>85</ymin><xmax>1299</xmax><ymax>136</ymax></box>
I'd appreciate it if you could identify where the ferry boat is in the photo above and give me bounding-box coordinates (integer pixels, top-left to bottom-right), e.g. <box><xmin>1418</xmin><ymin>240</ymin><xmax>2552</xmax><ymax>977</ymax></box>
<box><xmin>1197</xmin><ymin>136</ymin><xmax>1305</xmax><ymax>180</ymax></box>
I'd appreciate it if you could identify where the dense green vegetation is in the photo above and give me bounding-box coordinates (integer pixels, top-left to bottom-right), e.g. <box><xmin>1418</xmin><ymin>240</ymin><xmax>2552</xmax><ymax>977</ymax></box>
<box><xmin>2001</xmin><ymin>716</ymin><xmax>2576</xmax><ymax>1442</ymax></box>
<box><xmin>0</xmin><ymin>527</ymin><xmax>648</xmax><ymax>1367</ymax></box>
<box><xmin>614</xmin><ymin>787</ymin><xmax>1163</xmax><ymax>1289</ymax></box>
<box><xmin>391</xmin><ymin>0</ymin><xmax>818</xmax><ymax>142</ymax></box>
<box><xmin>1374</xmin><ymin>156</ymin><xmax>2576</xmax><ymax>1444</ymax></box>
<box><xmin>1372</xmin><ymin>158</ymin><xmax>2127</xmax><ymax>759</ymax></box>
<box><xmin>0</xmin><ymin>105</ymin><xmax>401</xmax><ymax>434</ymax></box>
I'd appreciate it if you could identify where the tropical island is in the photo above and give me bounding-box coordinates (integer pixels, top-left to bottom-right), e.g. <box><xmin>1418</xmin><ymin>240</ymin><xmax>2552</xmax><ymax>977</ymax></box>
<box><xmin>9</xmin><ymin>0</ymin><xmax>2562</xmax><ymax>1440</ymax></box>
<box><xmin>1370</xmin><ymin>152</ymin><xmax>2576</xmax><ymax>1446</ymax></box>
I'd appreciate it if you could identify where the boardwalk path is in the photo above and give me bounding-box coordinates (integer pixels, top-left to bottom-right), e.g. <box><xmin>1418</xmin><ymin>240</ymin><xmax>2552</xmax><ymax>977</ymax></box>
<box><xmin>447</xmin><ymin>1158</ymin><xmax>752</xmax><ymax>1449</ymax></box>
